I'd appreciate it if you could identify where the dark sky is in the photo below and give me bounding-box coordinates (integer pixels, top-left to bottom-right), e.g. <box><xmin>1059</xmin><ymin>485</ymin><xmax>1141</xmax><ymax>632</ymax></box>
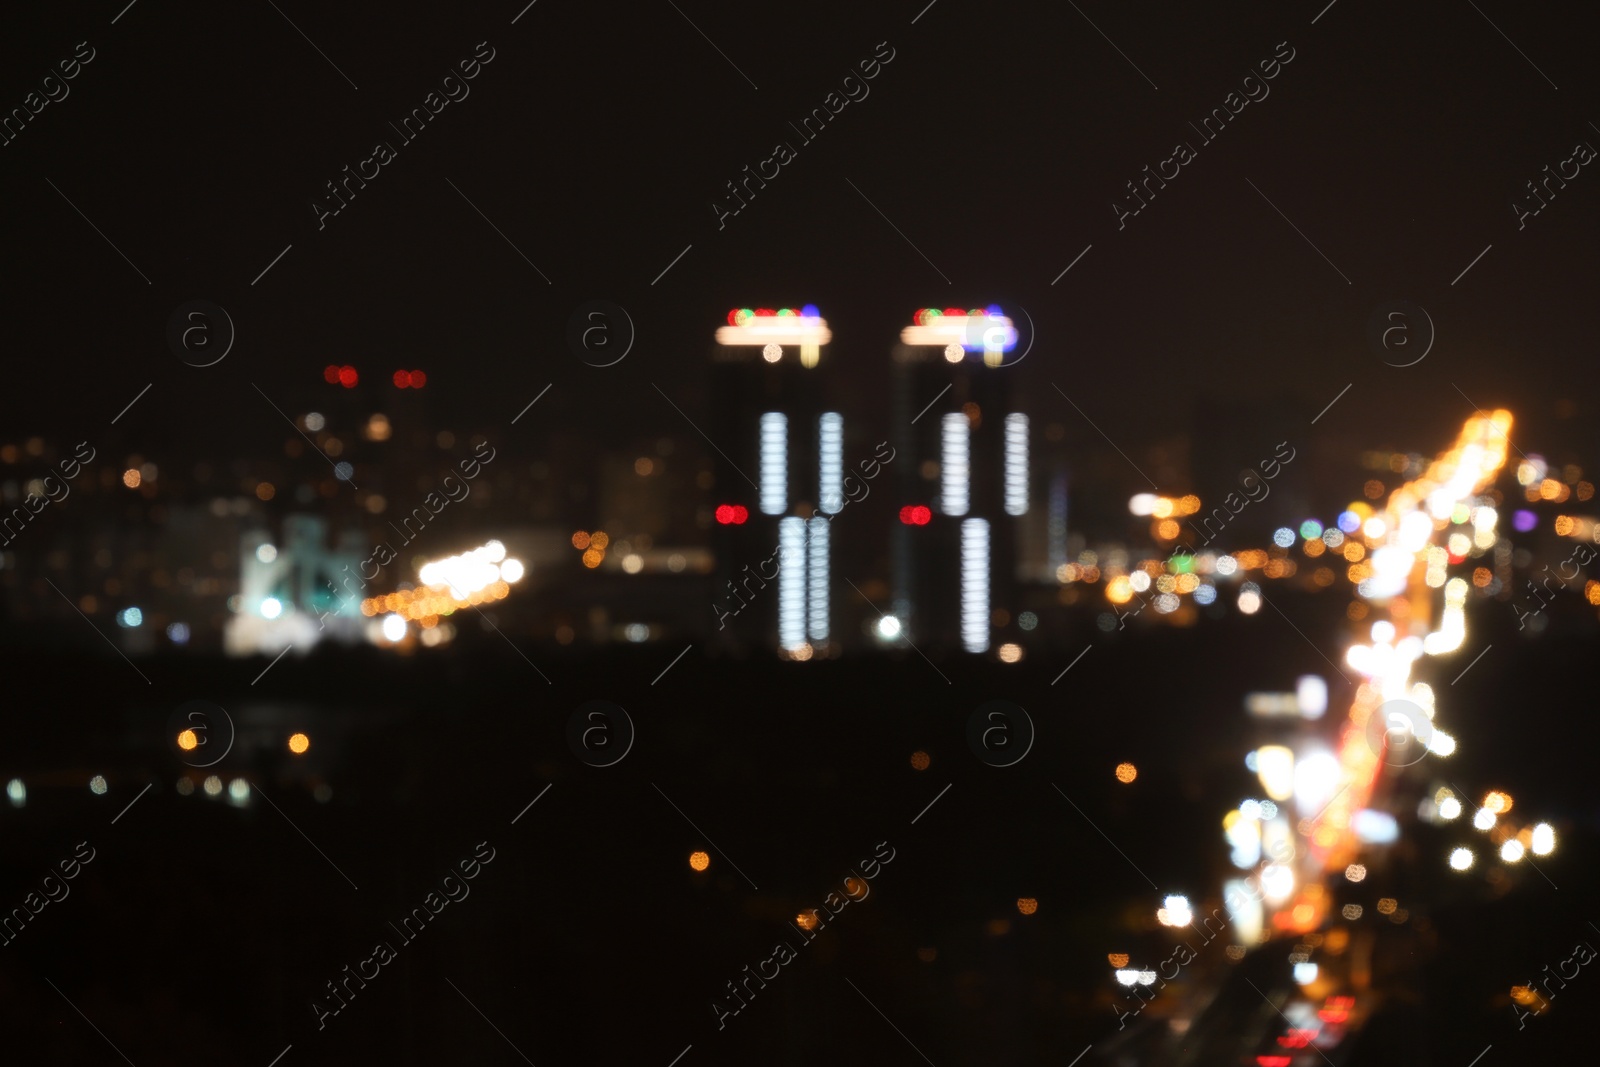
<box><xmin>4</xmin><ymin>0</ymin><xmax>1597</xmax><ymax>470</ymax></box>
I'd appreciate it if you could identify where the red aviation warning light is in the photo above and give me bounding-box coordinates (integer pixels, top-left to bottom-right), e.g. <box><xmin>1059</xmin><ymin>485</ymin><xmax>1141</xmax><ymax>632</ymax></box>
<box><xmin>899</xmin><ymin>505</ymin><xmax>932</xmax><ymax>525</ymax></box>
<box><xmin>715</xmin><ymin>504</ymin><xmax>750</xmax><ymax>525</ymax></box>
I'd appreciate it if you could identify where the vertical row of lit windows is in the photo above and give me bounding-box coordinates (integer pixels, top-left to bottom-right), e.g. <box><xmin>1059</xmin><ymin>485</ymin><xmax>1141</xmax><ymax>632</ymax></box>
<box><xmin>941</xmin><ymin>413</ymin><xmax>970</xmax><ymax>516</ymax></box>
<box><xmin>807</xmin><ymin>517</ymin><xmax>829</xmax><ymax>643</ymax></box>
<box><xmin>961</xmin><ymin>518</ymin><xmax>990</xmax><ymax>653</ymax></box>
<box><xmin>778</xmin><ymin>517</ymin><xmax>807</xmax><ymax>650</ymax></box>
<box><xmin>1004</xmin><ymin>413</ymin><xmax>1028</xmax><ymax>517</ymax></box>
<box><xmin>760</xmin><ymin>413</ymin><xmax>787</xmax><ymax>516</ymax></box>
<box><xmin>818</xmin><ymin>413</ymin><xmax>843</xmax><ymax>515</ymax></box>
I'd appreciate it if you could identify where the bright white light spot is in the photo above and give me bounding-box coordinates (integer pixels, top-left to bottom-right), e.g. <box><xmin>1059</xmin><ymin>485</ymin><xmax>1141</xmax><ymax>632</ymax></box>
<box><xmin>256</xmin><ymin>544</ymin><xmax>278</xmax><ymax>563</ymax></box>
<box><xmin>1260</xmin><ymin>864</ymin><xmax>1296</xmax><ymax>905</ymax></box>
<box><xmin>1294</xmin><ymin>751</ymin><xmax>1342</xmax><ymax>815</ymax></box>
<box><xmin>381</xmin><ymin>614</ymin><xmax>406</xmax><ymax>642</ymax></box>
<box><xmin>1158</xmin><ymin>895</ymin><xmax>1193</xmax><ymax>927</ymax></box>
<box><xmin>1293</xmin><ymin>962</ymin><xmax>1319</xmax><ymax>985</ymax></box>
<box><xmin>1449</xmin><ymin>847</ymin><xmax>1474</xmax><ymax>871</ymax></box>
<box><xmin>1428</xmin><ymin>730</ymin><xmax>1457</xmax><ymax>757</ymax></box>
<box><xmin>89</xmin><ymin>775</ymin><xmax>107</xmax><ymax>795</ymax></box>
<box><xmin>1238</xmin><ymin>589</ymin><xmax>1261</xmax><ymax>614</ymax></box>
<box><xmin>1371</xmin><ymin>620</ymin><xmax>1395</xmax><ymax>644</ymax></box>
<box><xmin>1345</xmin><ymin>864</ymin><xmax>1367</xmax><ymax>882</ymax></box>
<box><xmin>943</xmin><ymin>343</ymin><xmax>963</xmax><ymax>363</ymax></box>
<box><xmin>1353</xmin><ymin>809</ymin><xmax>1399</xmax><ymax>844</ymax></box>
<box><xmin>1500</xmin><ymin>839</ymin><xmax>1525</xmax><ymax>863</ymax></box>
<box><xmin>5</xmin><ymin>779</ymin><xmax>23</xmax><ymax>805</ymax></box>
<box><xmin>876</xmin><ymin>616</ymin><xmax>902</xmax><ymax>639</ymax></box>
<box><xmin>1215</xmin><ymin>555</ymin><xmax>1238</xmax><ymax>576</ymax></box>
<box><xmin>260</xmin><ymin>597</ymin><xmax>283</xmax><ymax>620</ymax></box>
<box><xmin>1129</xmin><ymin>570</ymin><xmax>1151</xmax><ymax>593</ymax></box>
<box><xmin>1363</xmin><ymin>517</ymin><xmax>1387</xmax><ymax>539</ymax></box>
<box><xmin>1438</xmin><ymin>796</ymin><xmax>1462</xmax><ymax>820</ymax></box>
<box><xmin>1129</xmin><ymin>493</ymin><xmax>1158</xmax><ymax>516</ymax></box>
<box><xmin>762</xmin><ymin>342</ymin><xmax>782</xmax><ymax>362</ymax></box>
<box><xmin>624</xmin><ymin>623</ymin><xmax>649</xmax><ymax>643</ymax></box>
<box><xmin>1255</xmin><ymin>745</ymin><xmax>1295</xmax><ymax>803</ymax></box>
<box><xmin>1114</xmin><ymin>969</ymin><xmax>1140</xmax><ymax>986</ymax></box>
<box><xmin>305</xmin><ymin>412</ymin><xmax>325</xmax><ymax>431</ymax></box>
<box><xmin>118</xmin><ymin>607</ymin><xmax>143</xmax><ymax>628</ymax></box>
<box><xmin>229</xmin><ymin>778</ymin><xmax>250</xmax><ymax>801</ymax></box>
<box><xmin>1240</xmin><ymin>799</ymin><xmax>1262</xmax><ymax>820</ymax></box>
<box><xmin>482</xmin><ymin>540</ymin><xmax>506</xmax><ymax>563</ymax></box>
<box><xmin>500</xmin><ymin>558</ymin><xmax>525</xmax><ymax>582</ymax></box>
<box><xmin>1296</xmin><ymin>675</ymin><xmax>1328</xmax><ymax>719</ymax></box>
<box><xmin>203</xmin><ymin>775</ymin><xmax>223</xmax><ymax>796</ymax></box>
<box><xmin>621</xmin><ymin>553</ymin><xmax>644</xmax><ymax>574</ymax></box>
<box><xmin>1473</xmin><ymin>807</ymin><xmax>1496</xmax><ymax>831</ymax></box>
<box><xmin>167</xmin><ymin>622</ymin><xmax>191</xmax><ymax>644</ymax></box>
<box><xmin>1273</xmin><ymin>528</ymin><xmax>1295</xmax><ymax>548</ymax></box>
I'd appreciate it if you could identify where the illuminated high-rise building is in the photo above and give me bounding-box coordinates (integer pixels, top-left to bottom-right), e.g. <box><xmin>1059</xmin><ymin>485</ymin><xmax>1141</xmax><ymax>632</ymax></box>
<box><xmin>889</xmin><ymin>307</ymin><xmax>1028</xmax><ymax>652</ymax></box>
<box><xmin>709</xmin><ymin>307</ymin><xmax>838</xmax><ymax>655</ymax></box>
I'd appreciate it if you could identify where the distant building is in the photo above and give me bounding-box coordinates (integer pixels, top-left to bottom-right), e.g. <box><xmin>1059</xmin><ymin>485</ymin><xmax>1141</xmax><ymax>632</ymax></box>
<box><xmin>224</xmin><ymin>515</ymin><xmax>366</xmax><ymax>656</ymax></box>
<box><xmin>708</xmin><ymin>306</ymin><xmax>839</xmax><ymax>656</ymax></box>
<box><xmin>890</xmin><ymin>307</ymin><xmax>1029</xmax><ymax>653</ymax></box>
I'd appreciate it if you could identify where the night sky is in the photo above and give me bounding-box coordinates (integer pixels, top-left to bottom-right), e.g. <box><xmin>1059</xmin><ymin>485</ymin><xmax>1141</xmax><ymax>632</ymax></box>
<box><xmin>4</xmin><ymin>0</ymin><xmax>1597</xmax><ymax>455</ymax></box>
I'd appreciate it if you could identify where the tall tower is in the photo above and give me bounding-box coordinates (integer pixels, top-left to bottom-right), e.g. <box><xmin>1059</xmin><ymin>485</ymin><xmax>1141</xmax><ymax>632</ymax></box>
<box><xmin>708</xmin><ymin>306</ymin><xmax>838</xmax><ymax>656</ymax></box>
<box><xmin>889</xmin><ymin>307</ymin><xmax>1027</xmax><ymax>653</ymax></box>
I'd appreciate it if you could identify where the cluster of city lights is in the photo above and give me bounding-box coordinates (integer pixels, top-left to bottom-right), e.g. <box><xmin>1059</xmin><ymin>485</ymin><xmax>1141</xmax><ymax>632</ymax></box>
<box><xmin>322</xmin><ymin>364</ymin><xmax>359</xmax><ymax>388</ymax></box>
<box><xmin>900</xmin><ymin>306</ymin><xmax>1017</xmax><ymax>364</ymax></box>
<box><xmin>725</xmin><ymin>306</ymin><xmax>819</xmax><ymax>326</ymax></box>
<box><xmin>911</xmin><ymin>306</ymin><xmax>1001</xmax><ymax>326</ymax></box>
<box><xmin>572</xmin><ymin>529</ymin><xmax>610</xmax><ymax>569</ymax></box>
<box><xmin>1098</xmin><ymin>426</ymin><xmax>1545</xmax><ymax>623</ymax></box>
<box><xmin>359</xmin><ymin>540</ymin><xmax>525</xmax><ymax>642</ymax></box>
<box><xmin>1165</xmin><ymin>409</ymin><xmax>1560</xmax><ymax>1006</ymax></box>
<box><xmin>716</xmin><ymin>306</ymin><xmax>828</xmax><ymax>366</ymax></box>
<box><xmin>1438</xmin><ymin>787</ymin><xmax>1556</xmax><ymax>871</ymax></box>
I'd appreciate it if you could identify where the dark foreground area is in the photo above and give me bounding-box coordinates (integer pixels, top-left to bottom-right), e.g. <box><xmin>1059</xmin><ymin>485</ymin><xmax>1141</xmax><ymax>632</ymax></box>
<box><xmin>1</xmin><ymin>599</ymin><xmax>1594</xmax><ymax>1065</ymax></box>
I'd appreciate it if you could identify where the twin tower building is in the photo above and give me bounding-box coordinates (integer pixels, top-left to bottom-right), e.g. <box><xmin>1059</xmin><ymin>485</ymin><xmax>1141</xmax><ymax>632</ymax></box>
<box><xmin>709</xmin><ymin>306</ymin><xmax>1035</xmax><ymax>657</ymax></box>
